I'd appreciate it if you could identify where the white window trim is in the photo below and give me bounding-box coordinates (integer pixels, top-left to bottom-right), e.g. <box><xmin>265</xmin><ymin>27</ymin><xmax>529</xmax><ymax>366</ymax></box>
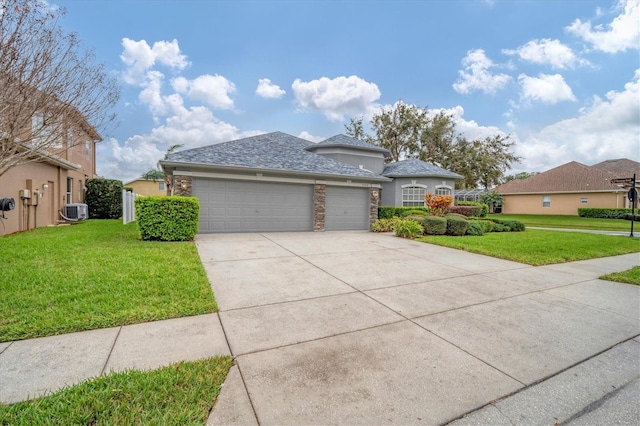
<box><xmin>401</xmin><ymin>185</ymin><xmax>427</xmax><ymax>207</ymax></box>
<box><xmin>434</xmin><ymin>185</ymin><xmax>452</xmax><ymax>196</ymax></box>
<box><xmin>543</xmin><ymin>195</ymin><xmax>551</xmax><ymax>208</ymax></box>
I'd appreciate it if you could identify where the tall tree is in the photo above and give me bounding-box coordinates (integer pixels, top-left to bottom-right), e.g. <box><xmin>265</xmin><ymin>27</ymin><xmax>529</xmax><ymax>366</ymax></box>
<box><xmin>346</xmin><ymin>101</ymin><xmax>520</xmax><ymax>188</ymax></box>
<box><xmin>0</xmin><ymin>0</ymin><xmax>119</xmax><ymax>177</ymax></box>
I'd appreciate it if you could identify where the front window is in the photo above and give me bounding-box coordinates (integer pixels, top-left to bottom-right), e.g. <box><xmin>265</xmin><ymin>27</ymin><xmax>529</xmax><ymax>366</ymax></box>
<box><xmin>543</xmin><ymin>195</ymin><xmax>551</xmax><ymax>208</ymax></box>
<box><xmin>66</xmin><ymin>178</ymin><xmax>73</xmax><ymax>203</ymax></box>
<box><xmin>435</xmin><ymin>186</ymin><xmax>452</xmax><ymax>196</ymax></box>
<box><xmin>402</xmin><ymin>186</ymin><xmax>426</xmax><ymax>207</ymax></box>
<box><xmin>78</xmin><ymin>180</ymin><xmax>83</xmax><ymax>203</ymax></box>
<box><xmin>85</xmin><ymin>140</ymin><xmax>91</xmax><ymax>160</ymax></box>
<box><xmin>158</xmin><ymin>182</ymin><xmax>166</xmax><ymax>190</ymax></box>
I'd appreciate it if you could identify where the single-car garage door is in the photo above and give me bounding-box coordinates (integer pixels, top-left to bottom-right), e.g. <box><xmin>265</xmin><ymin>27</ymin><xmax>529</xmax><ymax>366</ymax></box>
<box><xmin>193</xmin><ymin>178</ymin><xmax>313</xmax><ymax>232</ymax></box>
<box><xmin>325</xmin><ymin>186</ymin><xmax>370</xmax><ymax>231</ymax></box>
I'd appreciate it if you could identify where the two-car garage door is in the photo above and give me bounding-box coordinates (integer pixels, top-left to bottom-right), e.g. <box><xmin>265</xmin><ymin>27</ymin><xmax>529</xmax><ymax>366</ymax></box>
<box><xmin>193</xmin><ymin>177</ymin><xmax>370</xmax><ymax>233</ymax></box>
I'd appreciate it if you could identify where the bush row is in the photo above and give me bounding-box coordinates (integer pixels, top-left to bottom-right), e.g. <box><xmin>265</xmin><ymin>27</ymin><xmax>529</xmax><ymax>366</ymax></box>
<box><xmin>85</xmin><ymin>178</ymin><xmax>123</xmax><ymax>219</ymax></box>
<box><xmin>372</xmin><ymin>214</ymin><xmax>525</xmax><ymax>238</ymax></box>
<box><xmin>379</xmin><ymin>202</ymin><xmax>489</xmax><ymax>220</ymax></box>
<box><xmin>455</xmin><ymin>201</ymin><xmax>489</xmax><ymax>217</ymax></box>
<box><xmin>378</xmin><ymin>206</ymin><xmax>429</xmax><ymax>219</ymax></box>
<box><xmin>578</xmin><ymin>208</ymin><xmax>638</xmax><ymax>221</ymax></box>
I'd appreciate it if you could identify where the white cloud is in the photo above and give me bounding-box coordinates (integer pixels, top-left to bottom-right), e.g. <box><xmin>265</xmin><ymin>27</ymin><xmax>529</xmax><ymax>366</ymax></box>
<box><xmin>514</xmin><ymin>69</ymin><xmax>640</xmax><ymax>172</ymax></box>
<box><xmin>171</xmin><ymin>75</ymin><xmax>236</xmax><ymax>109</ymax></box>
<box><xmin>256</xmin><ymin>78</ymin><xmax>286</xmax><ymax>99</ymax></box>
<box><xmin>566</xmin><ymin>0</ymin><xmax>640</xmax><ymax>53</ymax></box>
<box><xmin>502</xmin><ymin>39</ymin><xmax>588</xmax><ymax>69</ymax></box>
<box><xmin>518</xmin><ymin>73</ymin><xmax>576</xmax><ymax>104</ymax></box>
<box><xmin>292</xmin><ymin>75</ymin><xmax>381</xmax><ymax>121</ymax></box>
<box><xmin>453</xmin><ymin>49</ymin><xmax>512</xmax><ymax>94</ymax></box>
<box><xmin>298</xmin><ymin>131</ymin><xmax>325</xmax><ymax>143</ymax></box>
<box><xmin>120</xmin><ymin>38</ymin><xmax>189</xmax><ymax>85</ymax></box>
<box><xmin>431</xmin><ymin>105</ymin><xmax>509</xmax><ymax>141</ymax></box>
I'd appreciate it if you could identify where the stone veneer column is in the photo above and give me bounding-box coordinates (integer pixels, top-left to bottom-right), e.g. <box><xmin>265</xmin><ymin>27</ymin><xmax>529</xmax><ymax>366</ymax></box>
<box><xmin>313</xmin><ymin>183</ymin><xmax>326</xmax><ymax>231</ymax></box>
<box><xmin>172</xmin><ymin>175</ymin><xmax>193</xmax><ymax>196</ymax></box>
<box><xmin>370</xmin><ymin>187</ymin><xmax>380</xmax><ymax>225</ymax></box>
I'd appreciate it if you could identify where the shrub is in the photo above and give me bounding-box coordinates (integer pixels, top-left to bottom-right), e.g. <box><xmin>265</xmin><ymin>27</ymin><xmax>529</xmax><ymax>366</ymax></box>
<box><xmin>378</xmin><ymin>206</ymin><xmax>429</xmax><ymax>219</ymax></box>
<box><xmin>447</xmin><ymin>205</ymin><xmax>478</xmax><ymax>217</ymax></box>
<box><xmin>135</xmin><ymin>196</ymin><xmax>200</xmax><ymax>241</ymax></box>
<box><xmin>446</xmin><ymin>215</ymin><xmax>469</xmax><ymax>236</ymax></box>
<box><xmin>446</xmin><ymin>212</ymin><xmax>468</xmax><ymax>220</ymax></box>
<box><xmin>371</xmin><ymin>217</ymin><xmax>400</xmax><ymax>232</ymax></box>
<box><xmin>489</xmin><ymin>218</ymin><xmax>525</xmax><ymax>232</ymax></box>
<box><xmin>479</xmin><ymin>220</ymin><xmax>495</xmax><ymax>233</ymax></box>
<box><xmin>579</xmin><ymin>208</ymin><xmax>635</xmax><ymax>219</ymax></box>
<box><xmin>85</xmin><ymin>178</ymin><xmax>123</xmax><ymax>219</ymax></box>
<box><xmin>421</xmin><ymin>216</ymin><xmax>447</xmax><ymax>235</ymax></box>
<box><xmin>465</xmin><ymin>220</ymin><xmax>486</xmax><ymax>236</ymax></box>
<box><xmin>457</xmin><ymin>201</ymin><xmax>489</xmax><ymax>217</ymax></box>
<box><xmin>624</xmin><ymin>213</ymin><xmax>640</xmax><ymax>222</ymax></box>
<box><xmin>405</xmin><ymin>214</ymin><xmax>427</xmax><ymax>223</ymax></box>
<box><xmin>394</xmin><ymin>219</ymin><xmax>424</xmax><ymax>239</ymax></box>
<box><xmin>424</xmin><ymin>193</ymin><xmax>453</xmax><ymax>217</ymax></box>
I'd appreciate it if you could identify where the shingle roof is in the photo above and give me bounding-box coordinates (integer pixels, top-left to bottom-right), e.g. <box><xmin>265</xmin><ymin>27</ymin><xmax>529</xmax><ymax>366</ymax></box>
<box><xmin>496</xmin><ymin>161</ymin><xmax>622</xmax><ymax>194</ymax></box>
<box><xmin>306</xmin><ymin>134</ymin><xmax>392</xmax><ymax>157</ymax></box>
<box><xmin>592</xmin><ymin>158</ymin><xmax>640</xmax><ymax>177</ymax></box>
<box><xmin>381</xmin><ymin>159</ymin><xmax>463</xmax><ymax>179</ymax></box>
<box><xmin>164</xmin><ymin>131</ymin><xmax>385</xmax><ymax>179</ymax></box>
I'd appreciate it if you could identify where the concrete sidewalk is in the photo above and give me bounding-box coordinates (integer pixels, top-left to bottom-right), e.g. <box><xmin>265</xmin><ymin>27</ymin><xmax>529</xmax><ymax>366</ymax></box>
<box><xmin>1</xmin><ymin>231</ymin><xmax>638</xmax><ymax>425</ymax></box>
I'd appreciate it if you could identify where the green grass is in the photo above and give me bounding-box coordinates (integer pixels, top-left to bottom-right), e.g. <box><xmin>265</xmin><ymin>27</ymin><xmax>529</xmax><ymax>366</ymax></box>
<box><xmin>600</xmin><ymin>266</ymin><xmax>640</xmax><ymax>286</ymax></box>
<box><xmin>0</xmin><ymin>356</ymin><xmax>233</xmax><ymax>425</ymax></box>
<box><xmin>0</xmin><ymin>220</ymin><xmax>217</xmax><ymax>342</ymax></box>
<box><xmin>418</xmin><ymin>229</ymin><xmax>640</xmax><ymax>266</ymax></box>
<box><xmin>488</xmin><ymin>214</ymin><xmax>634</xmax><ymax>231</ymax></box>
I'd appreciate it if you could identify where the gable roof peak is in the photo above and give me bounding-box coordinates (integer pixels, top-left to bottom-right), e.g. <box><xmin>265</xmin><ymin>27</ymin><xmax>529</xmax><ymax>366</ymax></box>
<box><xmin>306</xmin><ymin>134</ymin><xmax>391</xmax><ymax>157</ymax></box>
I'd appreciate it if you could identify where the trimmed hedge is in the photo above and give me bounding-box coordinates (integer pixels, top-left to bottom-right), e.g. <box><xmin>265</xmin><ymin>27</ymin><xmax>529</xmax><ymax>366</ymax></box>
<box><xmin>85</xmin><ymin>178</ymin><xmax>123</xmax><ymax>219</ymax></box>
<box><xmin>446</xmin><ymin>215</ymin><xmax>469</xmax><ymax>236</ymax></box>
<box><xmin>379</xmin><ymin>206</ymin><xmax>429</xmax><ymax>219</ymax></box>
<box><xmin>579</xmin><ymin>207</ymin><xmax>637</xmax><ymax>220</ymax></box>
<box><xmin>489</xmin><ymin>218</ymin><xmax>526</xmax><ymax>232</ymax></box>
<box><xmin>135</xmin><ymin>196</ymin><xmax>200</xmax><ymax>241</ymax></box>
<box><xmin>421</xmin><ymin>216</ymin><xmax>447</xmax><ymax>235</ymax></box>
<box><xmin>447</xmin><ymin>205</ymin><xmax>480</xmax><ymax>217</ymax></box>
<box><xmin>457</xmin><ymin>201</ymin><xmax>489</xmax><ymax>217</ymax></box>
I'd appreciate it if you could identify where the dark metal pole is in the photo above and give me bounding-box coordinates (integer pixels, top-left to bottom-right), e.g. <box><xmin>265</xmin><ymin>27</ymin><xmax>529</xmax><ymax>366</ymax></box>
<box><xmin>631</xmin><ymin>173</ymin><xmax>636</xmax><ymax>238</ymax></box>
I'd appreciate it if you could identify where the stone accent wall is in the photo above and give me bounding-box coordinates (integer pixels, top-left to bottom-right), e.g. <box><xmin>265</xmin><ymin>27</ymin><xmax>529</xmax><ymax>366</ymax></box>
<box><xmin>370</xmin><ymin>187</ymin><xmax>380</xmax><ymax>225</ymax></box>
<box><xmin>172</xmin><ymin>175</ymin><xmax>193</xmax><ymax>196</ymax></box>
<box><xmin>313</xmin><ymin>183</ymin><xmax>326</xmax><ymax>231</ymax></box>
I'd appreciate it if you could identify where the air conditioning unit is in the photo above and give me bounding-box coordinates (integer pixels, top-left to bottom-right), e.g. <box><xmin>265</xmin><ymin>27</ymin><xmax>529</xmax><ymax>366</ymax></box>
<box><xmin>63</xmin><ymin>203</ymin><xmax>89</xmax><ymax>220</ymax></box>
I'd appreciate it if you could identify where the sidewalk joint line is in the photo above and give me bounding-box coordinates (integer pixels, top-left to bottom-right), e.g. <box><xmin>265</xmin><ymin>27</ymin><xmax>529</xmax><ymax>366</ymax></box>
<box><xmin>100</xmin><ymin>326</ymin><xmax>122</xmax><ymax>376</ymax></box>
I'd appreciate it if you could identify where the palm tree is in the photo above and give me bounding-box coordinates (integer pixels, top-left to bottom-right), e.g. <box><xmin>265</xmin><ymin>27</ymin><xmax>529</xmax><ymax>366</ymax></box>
<box><xmin>141</xmin><ymin>144</ymin><xmax>183</xmax><ymax>194</ymax></box>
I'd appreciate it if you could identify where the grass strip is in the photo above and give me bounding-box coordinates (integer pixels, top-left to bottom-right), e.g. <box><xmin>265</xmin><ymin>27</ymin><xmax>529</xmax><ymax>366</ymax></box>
<box><xmin>418</xmin><ymin>229</ymin><xmax>640</xmax><ymax>266</ymax></box>
<box><xmin>488</xmin><ymin>214</ymin><xmax>633</xmax><ymax>231</ymax></box>
<box><xmin>600</xmin><ymin>266</ymin><xmax>640</xmax><ymax>285</ymax></box>
<box><xmin>0</xmin><ymin>356</ymin><xmax>233</xmax><ymax>425</ymax></box>
<box><xmin>0</xmin><ymin>220</ymin><xmax>217</xmax><ymax>342</ymax></box>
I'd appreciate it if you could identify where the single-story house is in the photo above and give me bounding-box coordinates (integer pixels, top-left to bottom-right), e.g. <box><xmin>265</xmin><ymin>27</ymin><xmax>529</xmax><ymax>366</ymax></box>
<box><xmin>160</xmin><ymin>132</ymin><xmax>462</xmax><ymax>233</ymax></box>
<box><xmin>124</xmin><ymin>178</ymin><xmax>166</xmax><ymax>196</ymax></box>
<box><xmin>495</xmin><ymin>159</ymin><xmax>639</xmax><ymax>215</ymax></box>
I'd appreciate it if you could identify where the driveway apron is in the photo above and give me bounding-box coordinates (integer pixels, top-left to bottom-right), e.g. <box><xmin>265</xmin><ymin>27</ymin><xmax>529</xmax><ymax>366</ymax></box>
<box><xmin>198</xmin><ymin>231</ymin><xmax>640</xmax><ymax>425</ymax></box>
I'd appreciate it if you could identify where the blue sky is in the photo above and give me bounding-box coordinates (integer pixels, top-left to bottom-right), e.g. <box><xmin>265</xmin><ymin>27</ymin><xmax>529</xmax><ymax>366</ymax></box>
<box><xmin>54</xmin><ymin>0</ymin><xmax>639</xmax><ymax>183</ymax></box>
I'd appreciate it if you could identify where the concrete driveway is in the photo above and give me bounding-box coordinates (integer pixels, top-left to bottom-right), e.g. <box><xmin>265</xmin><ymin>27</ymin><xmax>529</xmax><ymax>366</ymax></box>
<box><xmin>197</xmin><ymin>231</ymin><xmax>639</xmax><ymax>425</ymax></box>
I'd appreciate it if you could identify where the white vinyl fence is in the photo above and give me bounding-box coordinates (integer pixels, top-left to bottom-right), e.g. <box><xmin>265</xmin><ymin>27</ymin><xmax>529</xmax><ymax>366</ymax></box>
<box><xmin>122</xmin><ymin>190</ymin><xmax>141</xmax><ymax>224</ymax></box>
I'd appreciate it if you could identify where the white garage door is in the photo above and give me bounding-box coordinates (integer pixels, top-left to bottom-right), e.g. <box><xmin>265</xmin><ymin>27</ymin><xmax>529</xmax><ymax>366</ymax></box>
<box><xmin>193</xmin><ymin>178</ymin><xmax>314</xmax><ymax>233</ymax></box>
<box><xmin>325</xmin><ymin>186</ymin><xmax>370</xmax><ymax>231</ymax></box>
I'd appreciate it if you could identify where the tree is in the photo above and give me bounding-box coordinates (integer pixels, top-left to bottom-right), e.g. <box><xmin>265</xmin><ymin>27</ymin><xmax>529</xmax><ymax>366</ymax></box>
<box><xmin>0</xmin><ymin>0</ymin><xmax>119</xmax><ymax>177</ymax></box>
<box><xmin>502</xmin><ymin>171</ymin><xmax>539</xmax><ymax>183</ymax></box>
<box><xmin>479</xmin><ymin>191</ymin><xmax>503</xmax><ymax>214</ymax></box>
<box><xmin>346</xmin><ymin>101</ymin><xmax>520</xmax><ymax>188</ymax></box>
<box><xmin>141</xmin><ymin>143</ymin><xmax>184</xmax><ymax>194</ymax></box>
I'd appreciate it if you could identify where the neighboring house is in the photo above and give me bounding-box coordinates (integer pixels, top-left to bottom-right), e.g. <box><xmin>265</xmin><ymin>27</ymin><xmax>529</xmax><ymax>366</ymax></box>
<box><xmin>124</xmin><ymin>178</ymin><xmax>166</xmax><ymax>196</ymax></box>
<box><xmin>495</xmin><ymin>159</ymin><xmax>639</xmax><ymax>215</ymax></box>
<box><xmin>160</xmin><ymin>132</ymin><xmax>462</xmax><ymax>233</ymax></box>
<box><xmin>0</xmin><ymin>117</ymin><xmax>101</xmax><ymax>235</ymax></box>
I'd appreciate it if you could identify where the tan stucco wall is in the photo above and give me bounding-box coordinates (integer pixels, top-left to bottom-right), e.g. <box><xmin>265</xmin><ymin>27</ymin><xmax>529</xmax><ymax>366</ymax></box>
<box><xmin>125</xmin><ymin>180</ymin><xmax>166</xmax><ymax>196</ymax></box>
<box><xmin>502</xmin><ymin>192</ymin><xmax>628</xmax><ymax>215</ymax></box>
<box><xmin>0</xmin><ymin>162</ymin><xmax>69</xmax><ymax>235</ymax></box>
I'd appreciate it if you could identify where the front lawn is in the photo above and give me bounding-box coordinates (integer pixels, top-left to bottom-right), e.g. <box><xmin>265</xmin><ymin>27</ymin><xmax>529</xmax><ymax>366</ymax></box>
<box><xmin>0</xmin><ymin>220</ymin><xmax>217</xmax><ymax>342</ymax></box>
<box><xmin>488</xmin><ymin>214</ymin><xmax>633</xmax><ymax>231</ymax></box>
<box><xmin>600</xmin><ymin>266</ymin><xmax>640</xmax><ymax>286</ymax></box>
<box><xmin>418</xmin><ymin>229</ymin><xmax>640</xmax><ymax>266</ymax></box>
<box><xmin>0</xmin><ymin>356</ymin><xmax>233</xmax><ymax>425</ymax></box>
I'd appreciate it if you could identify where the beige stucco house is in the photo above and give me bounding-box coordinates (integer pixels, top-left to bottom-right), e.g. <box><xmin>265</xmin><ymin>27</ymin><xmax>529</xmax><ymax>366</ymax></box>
<box><xmin>496</xmin><ymin>159</ymin><xmax>639</xmax><ymax>215</ymax></box>
<box><xmin>123</xmin><ymin>178</ymin><xmax>166</xmax><ymax>196</ymax></box>
<box><xmin>0</xmin><ymin>119</ymin><xmax>100</xmax><ymax>235</ymax></box>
